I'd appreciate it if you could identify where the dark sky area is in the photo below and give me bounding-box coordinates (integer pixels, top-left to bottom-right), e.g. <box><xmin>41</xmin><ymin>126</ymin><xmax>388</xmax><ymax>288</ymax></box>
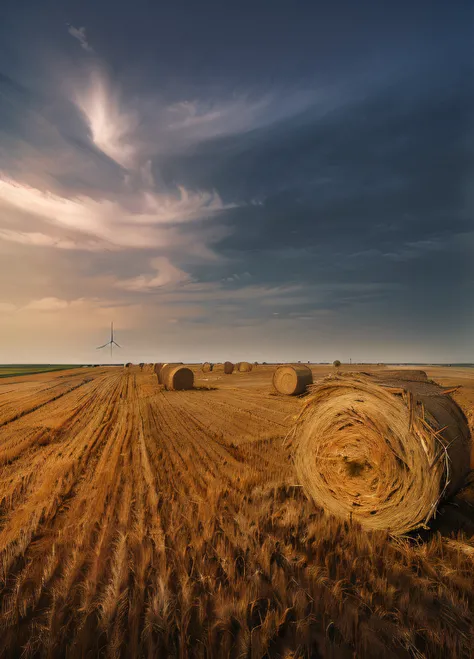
<box><xmin>0</xmin><ymin>1</ymin><xmax>472</xmax><ymax>363</ymax></box>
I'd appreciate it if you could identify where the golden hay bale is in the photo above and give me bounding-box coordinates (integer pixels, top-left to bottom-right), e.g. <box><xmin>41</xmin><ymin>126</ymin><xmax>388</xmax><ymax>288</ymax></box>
<box><xmin>213</xmin><ymin>363</ymin><xmax>224</xmax><ymax>372</ymax></box>
<box><xmin>238</xmin><ymin>361</ymin><xmax>253</xmax><ymax>372</ymax></box>
<box><xmin>224</xmin><ymin>361</ymin><xmax>234</xmax><ymax>375</ymax></box>
<box><xmin>154</xmin><ymin>363</ymin><xmax>164</xmax><ymax>376</ymax></box>
<box><xmin>163</xmin><ymin>366</ymin><xmax>194</xmax><ymax>391</ymax></box>
<box><xmin>202</xmin><ymin>362</ymin><xmax>212</xmax><ymax>373</ymax></box>
<box><xmin>273</xmin><ymin>364</ymin><xmax>313</xmax><ymax>396</ymax></box>
<box><xmin>293</xmin><ymin>371</ymin><xmax>471</xmax><ymax>535</ymax></box>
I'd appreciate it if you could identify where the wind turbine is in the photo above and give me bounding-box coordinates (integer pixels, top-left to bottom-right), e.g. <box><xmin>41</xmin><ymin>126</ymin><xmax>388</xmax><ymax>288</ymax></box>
<box><xmin>97</xmin><ymin>322</ymin><xmax>121</xmax><ymax>360</ymax></box>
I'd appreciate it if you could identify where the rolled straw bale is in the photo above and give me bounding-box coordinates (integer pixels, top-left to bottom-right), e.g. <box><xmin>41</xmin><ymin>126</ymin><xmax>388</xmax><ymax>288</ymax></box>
<box><xmin>238</xmin><ymin>361</ymin><xmax>253</xmax><ymax>372</ymax></box>
<box><xmin>224</xmin><ymin>361</ymin><xmax>234</xmax><ymax>375</ymax></box>
<box><xmin>293</xmin><ymin>371</ymin><xmax>471</xmax><ymax>535</ymax></box>
<box><xmin>154</xmin><ymin>363</ymin><xmax>164</xmax><ymax>376</ymax></box>
<box><xmin>273</xmin><ymin>364</ymin><xmax>313</xmax><ymax>396</ymax></box>
<box><xmin>164</xmin><ymin>366</ymin><xmax>194</xmax><ymax>391</ymax></box>
<box><xmin>202</xmin><ymin>362</ymin><xmax>212</xmax><ymax>373</ymax></box>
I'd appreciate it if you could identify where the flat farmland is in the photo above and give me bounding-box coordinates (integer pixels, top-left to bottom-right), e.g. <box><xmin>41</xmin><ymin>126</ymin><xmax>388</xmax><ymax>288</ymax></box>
<box><xmin>0</xmin><ymin>365</ymin><xmax>473</xmax><ymax>658</ymax></box>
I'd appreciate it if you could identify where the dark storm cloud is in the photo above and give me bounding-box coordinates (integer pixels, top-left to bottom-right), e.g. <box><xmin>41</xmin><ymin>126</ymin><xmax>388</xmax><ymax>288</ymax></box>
<box><xmin>164</xmin><ymin>66</ymin><xmax>471</xmax><ymax>280</ymax></box>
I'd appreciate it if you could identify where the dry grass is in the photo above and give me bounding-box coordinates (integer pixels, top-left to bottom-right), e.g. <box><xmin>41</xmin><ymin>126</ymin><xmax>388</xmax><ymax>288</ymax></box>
<box><xmin>0</xmin><ymin>366</ymin><xmax>473</xmax><ymax>658</ymax></box>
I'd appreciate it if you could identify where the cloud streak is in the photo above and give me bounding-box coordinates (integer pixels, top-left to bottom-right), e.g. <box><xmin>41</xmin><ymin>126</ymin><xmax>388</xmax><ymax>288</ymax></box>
<box><xmin>70</xmin><ymin>68</ymin><xmax>326</xmax><ymax>168</ymax></box>
<box><xmin>116</xmin><ymin>256</ymin><xmax>191</xmax><ymax>291</ymax></box>
<box><xmin>73</xmin><ymin>70</ymin><xmax>138</xmax><ymax>167</ymax></box>
<box><xmin>67</xmin><ymin>25</ymin><xmax>94</xmax><ymax>53</ymax></box>
<box><xmin>0</xmin><ymin>177</ymin><xmax>234</xmax><ymax>253</ymax></box>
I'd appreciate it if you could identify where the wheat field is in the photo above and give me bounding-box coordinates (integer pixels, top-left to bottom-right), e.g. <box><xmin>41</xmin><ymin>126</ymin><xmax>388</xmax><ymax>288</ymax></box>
<box><xmin>0</xmin><ymin>365</ymin><xmax>473</xmax><ymax>658</ymax></box>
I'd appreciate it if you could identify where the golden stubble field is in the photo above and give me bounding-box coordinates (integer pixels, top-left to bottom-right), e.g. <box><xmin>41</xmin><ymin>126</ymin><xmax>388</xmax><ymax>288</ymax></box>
<box><xmin>0</xmin><ymin>364</ymin><xmax>473</xmax><ymax>658</ymax></box>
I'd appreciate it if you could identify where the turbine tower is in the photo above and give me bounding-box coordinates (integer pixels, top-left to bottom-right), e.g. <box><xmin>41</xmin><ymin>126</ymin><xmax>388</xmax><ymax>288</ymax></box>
<box><xmin>97</xmin><ymin>322</ymin><xmax>121</xmax><ymax>360</ymax></box>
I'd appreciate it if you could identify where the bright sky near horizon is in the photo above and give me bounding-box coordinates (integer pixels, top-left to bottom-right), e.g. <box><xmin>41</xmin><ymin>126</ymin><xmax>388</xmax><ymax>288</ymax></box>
<box><xmin>0</xmin><ymin>1</ymin><xmax>471</xmax><ymax>364</ymax></box>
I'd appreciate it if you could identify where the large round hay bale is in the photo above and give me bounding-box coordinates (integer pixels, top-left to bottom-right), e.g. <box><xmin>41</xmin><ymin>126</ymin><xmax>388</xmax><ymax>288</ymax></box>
<box><xmin>202</xmin><ymin>362</ymin><xmax>212</xmax><ymax>373</ymax></box>
<box><xmin>163</xmin><ymin>366</ymin><xmax>194</xmax><ymax>391</ymax></box>
<box><xmin>293</xmin><ymin>371</ymin><xmax>471</xmax><ymax>535</ymax></box>
<box><xmin>238</xmin><ymin>361</ymin><xmax>253</xmax><ymax>372</ymax></box>
<box><xmin>273</xmin><ymin>364</ymin><xmax>313</xmax><ymax>396</ymax></box>
<box><xmin>154</xmin><ymin>363</ymin><xmax>164</xmax><ymax>377</ymax></box>
<box><xmin>224</xmin><ymin>361</ymin><xmax>234</xmax><ymax>375</ymax></box>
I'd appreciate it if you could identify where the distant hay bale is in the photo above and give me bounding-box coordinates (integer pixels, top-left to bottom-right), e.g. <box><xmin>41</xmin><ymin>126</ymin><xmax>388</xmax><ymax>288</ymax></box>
<box><xmin>154</xmin><ymin>363</ymin><xmax>164</xmax><ymax>377</ymax></box>
<box><xmin>273</xmin><ymin>364</ymin><xmax>313</xmax><ymax>396</ymax></box>
<box><xmin>125</xmin><ymin>362</ymin><xmax>132</xmax><ymax>368</ymax></box>
<box><xmin>293</xmin><ymin>370</ymin><xmax>471</xmax><ymax>535</ymax></box>
<box><xmin>163</xmin><ymin>366</ymin><xmax>194</xmax><ymax>391</ymax></box>
<box><xmin>202</xmin><ymin>362</ymin><xmax>212</xmax><ymax>373</ymax></box>
<box><xmin>238</xmin><ymin>362</ymin><xmax>253</xmax><ymax>372</ymax></box>
<box><xmin>213</xmin><ymin>363</ymin><xmax>224</xmax><ymax>372</ymax></box>
<box><xmin>224</xmin><ymin>361</ymin><xmax>234</xmax><ymax>375</ymax></box>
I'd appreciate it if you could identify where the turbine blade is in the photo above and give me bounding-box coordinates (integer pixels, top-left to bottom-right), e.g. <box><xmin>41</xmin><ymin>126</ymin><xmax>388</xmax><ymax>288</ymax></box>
<box><xmin>112</xmin><ymin>341</ymin><xmax>121</xmax><ymax>348</ymax></box>
<box><xmin>96</xmin><ymin>342</ymin><xmax>110</xmax><ymax>350</ymax></box>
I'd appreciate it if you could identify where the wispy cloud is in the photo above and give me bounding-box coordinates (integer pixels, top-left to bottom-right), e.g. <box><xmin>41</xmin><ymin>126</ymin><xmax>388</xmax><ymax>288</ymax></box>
<box><xmin>116</xmin><ymin>256</ymin><xmax>191</xmax><ymax>291</ymax></box>
<box><xmin>73</xmin><ymin>70</ymin><xmax>137</xmax><ymax>167</ymax></box>
<box><xmin>67</xmin><ymin>25</ymin><xmax>94</xmax><ymax>54</ymax></box>
<box><xmin>0</xmin><ymin>177</ymin><xmax>234</xmax><ymax>252</ymax></box>
<box><xmin>70</xmin><ymin>68</ymin><xmax>323</xmax><ymax>167</ymax></box>
<box><xmin>25</xmin><ymin>297</ymin><xmax>72</xmax><ymax>311</ymax></box>
<box><xmin>0</xmin><ymin>229</ymin><xmax>104</xmax><ymax>251</ymax></box>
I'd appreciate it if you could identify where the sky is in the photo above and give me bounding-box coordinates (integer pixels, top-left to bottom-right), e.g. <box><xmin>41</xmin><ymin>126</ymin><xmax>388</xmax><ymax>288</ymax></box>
<box><xmin>0</xmin><ymin>0</ymin><xmax>472</xmax><ymax>364</ymax></box>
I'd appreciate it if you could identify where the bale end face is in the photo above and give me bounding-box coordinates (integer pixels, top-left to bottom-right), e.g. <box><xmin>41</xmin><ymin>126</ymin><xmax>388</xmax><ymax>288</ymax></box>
<box><xmin>293</xmin><ymin>373</ymin><xmax>471</xmax><ymax>535</ymax></box>
<box><xmin>224</xmin><ymin>361</ymin><xmax>234</xmax><ymax>375</ymax></box>
<box><xmin>164</xmin><ymin>366</ymin><xmax>194</xmax><ymax>391</ymax></box>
